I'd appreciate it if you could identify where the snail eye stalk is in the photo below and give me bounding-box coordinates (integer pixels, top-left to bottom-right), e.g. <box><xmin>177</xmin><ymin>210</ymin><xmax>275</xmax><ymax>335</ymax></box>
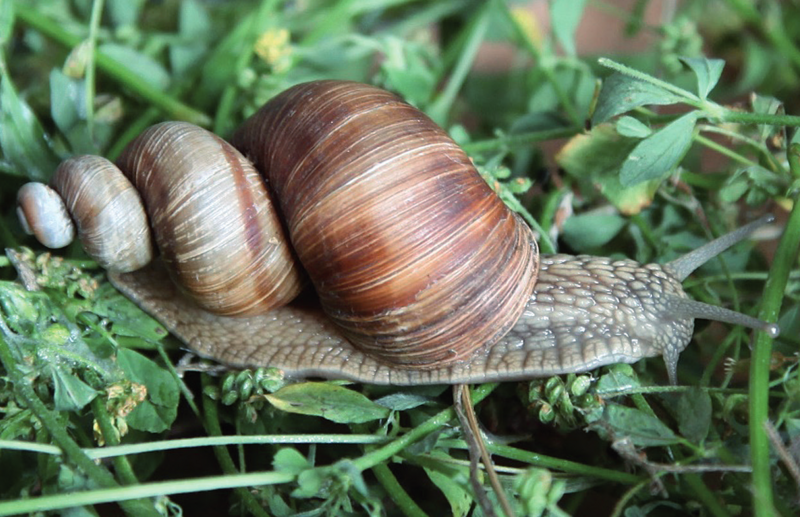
<box><xmin>658</xmin><ymin>214</ymin><xmax>781</xmax><ymax>383</ymax></box>
<box><xmin>666</xmin><ymin>214</ymin><xmax>775</xmax><ymax>282</ymax></box>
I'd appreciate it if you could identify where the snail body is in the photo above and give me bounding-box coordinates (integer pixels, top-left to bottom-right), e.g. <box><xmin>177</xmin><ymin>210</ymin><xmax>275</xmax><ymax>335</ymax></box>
<box><xmin>17</xmin><ymin>80</ymin><xmax>779</xmax><ymax>385</ymax></box>
<box><xmin>109</xmin><ymin>253</ymin><xmax>694</xmax><ymax>384</ymax></box>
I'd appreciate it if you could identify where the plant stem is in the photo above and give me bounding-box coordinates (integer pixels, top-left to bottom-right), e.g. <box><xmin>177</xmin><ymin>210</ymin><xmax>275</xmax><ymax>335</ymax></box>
<box><xmin>427</xmin><ymin>0</ymin><xmax>491</xmax><ymax>125</ymax></box>
<box><xmin>683</xmin><ymin>271</ymin><xmax>800</xmax><ymax>288</ymax></box>
<box><xmin>694</xmin><ymin>134</ymin><xmax>757</xmax><ymax>167</ymax></box>
<box><xmin>697</xmin><ymin>124</ymin><xmax>781</xmax><ymax>172</ymax></box>
<box><xmin>106</xmin><ymin>108</ymin><xmax>162</xmax><ymax>160</ymax></box>
<box><xmin>91</xmin><ymin>397</ymin><xmax>146</xmax><ymax>489</ymax></box>
<box><xmin>609</xmin><ymin>478</ymin><xmax>658</xmax><ymax>517</ymax></box>
<box><xmin>462</xmin><ymin>126</ymin><xmax>581</xmax><ymax>154</ymax></box>
<box><xmin>0</xmin><ymin>471</ymin><xmax>295</xmax><ymax>516</ymax></box>
<box><xmin>718</xmin><ymin>110</ymin><xmax>800</xmax><ymax>127</ymax></box>
<box><xmin>749</xmin><ymin>148</ymin><xmax>800</xmax><ymax>517</ymax></box>
<box><xmin>485</xmin><ymin>443</ymin><xmax>640</xmax><ymax>484</ymax></box>
<box><xmin>12</xmin><ymin>1</ymin><xmax>211</xmax><ymax>126</ymax></box>
<box><xmin>200</xmin><ymin>374</ymin><xmax>271</xmax><ymax>517</ymax></box>
<box><xmin>0</xmin><ymin>434</ymin><xmax>390</xmax><ymax>459</ymax></box>
<box><xmin>372</xmin><ymin>463</ymin><xmax>428</xmax><ymax>517</ymax></box>
<box><xmin>351</xmin><ymin>383</ymin><xmax>498</xmax><ymax>472</ymax></box>
<box><xmin>155</xmin><ymin>344</ymin><xmax>200</xmax><ymax>417</ymax></box>
<box><xmin>0</xmin><ymin>333</ymin><xmax>161</xmax><ymax>517</ymax></box>
<box><xmin>684</xmin><ymin>473</ymin><xmax>734</xmax><ymax>517</ymax></box>
<box><xmin>85</xmin><ymin>0</ymin><xmax>103</xmax><ymax>141</ymax></box>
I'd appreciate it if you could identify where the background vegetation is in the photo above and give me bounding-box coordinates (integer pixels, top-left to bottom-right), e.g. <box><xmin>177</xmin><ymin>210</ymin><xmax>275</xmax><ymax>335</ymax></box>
<box><xmin>0</xmin><ymin>0</ymin><xmax>799</xmax><ymax>516</ymax></box>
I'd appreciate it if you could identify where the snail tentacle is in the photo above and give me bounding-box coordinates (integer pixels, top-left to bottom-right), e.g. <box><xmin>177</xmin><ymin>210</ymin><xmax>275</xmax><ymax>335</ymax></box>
<box><xmin>658</xmin><ymin>213</ymin><xmax>782</xmax><ymax>364</ymax></box>
<box><xmin>666</xmin><ymin>214</ymin><xmax>775</xmax><ymax>281</ymax></box>
<box><xmin>658</xmin><ymin>297</ymin><xmax>780</xmax><ymax>338</ymax></box>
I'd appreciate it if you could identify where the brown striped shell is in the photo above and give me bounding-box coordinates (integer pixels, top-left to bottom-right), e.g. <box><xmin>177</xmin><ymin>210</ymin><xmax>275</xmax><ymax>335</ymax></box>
<box><xmin>115</xmin><ymin>122</ymin><xmax>305</xmax><ymax>316</ymax></box>
<box><xmin>18</xmin><ymin>81</ymin><xmax>539</xmax><ymax>370</ymax></box>
<box><xmin>51</xmin><ymin>155</ymin><xmax>154</xmax><ymax>272</ymax></box>
<box><xmin>231</xmin><ymin>81</ymin><xmax>539</xmax><ymax>367</ymax></box>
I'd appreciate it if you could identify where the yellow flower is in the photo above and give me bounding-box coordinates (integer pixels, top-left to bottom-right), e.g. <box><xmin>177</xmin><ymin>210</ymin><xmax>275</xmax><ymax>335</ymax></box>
<box><xmin>255</xmin><ymin>28</ymin><xmax>292</xmax><ymax>72</ymax></box>
<box><xmin>511</xmin><ymin>7</ymin><xmax>543</xmax><ymax>50</ymax></box>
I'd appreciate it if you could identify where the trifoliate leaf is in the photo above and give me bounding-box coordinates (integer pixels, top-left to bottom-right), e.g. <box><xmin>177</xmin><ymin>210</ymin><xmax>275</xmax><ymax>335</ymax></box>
<box><xmin>620</xmin><ymin>111</ymin><xmax>698</xmax><ymax>186</ymax></box>
<box><xmin>265</xmin><ymin>382</ymin><xmax>390</xmax><ymax>424</ymax></box>
<box><xmin>593</xmin><ymin>72</ymin><xmax>685</xmax><ymax>124</ymax></box>
<box><xmin>680</xmin><ymin>56</ymin><xmax>724</xmax><ymax>100</ymax></box>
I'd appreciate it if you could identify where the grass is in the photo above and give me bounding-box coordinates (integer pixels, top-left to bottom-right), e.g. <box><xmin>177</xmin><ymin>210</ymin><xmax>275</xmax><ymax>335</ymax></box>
<box><xmin>0</xmin><ymin>0</ymin><xmax>799</xmax><ymax>516</ymax></box>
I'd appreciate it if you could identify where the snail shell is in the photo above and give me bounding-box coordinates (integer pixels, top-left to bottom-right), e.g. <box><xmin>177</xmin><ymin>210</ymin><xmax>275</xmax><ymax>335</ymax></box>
<box><xmin>16</xmin><ymin>182</ymin><xmax>75</xmax><ymax>249</ymax></box>
<box><xmin>52</xmin><ymin>155</ymin><xmax>153</xmax><ymax>272</ymax></box>
<box><xmin>229</xmin><ymin>81</ymin><xmax>538</xmax><ymax>366</ymax></box>
<box><xmin>17</xmin><ymin>80</ymin><xmax>779</xmax><ymax>385</ymax></box>
<box><xmin>115</xmin><ymin>122</ymin><xmax>305</xmax><ymax>316</ymax></box>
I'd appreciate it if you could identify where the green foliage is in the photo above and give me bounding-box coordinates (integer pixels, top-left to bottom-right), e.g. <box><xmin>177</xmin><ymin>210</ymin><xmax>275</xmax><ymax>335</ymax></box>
<box><xmin>0</xmin><ymin>65</ymin><xmax>61</xmax><ymax>180</ymax></box>
<box><xmin>0</xmin><ymin>1</ymin><xmax>799</xmax><ymax>516</ymax></box>
<box><xmin>550</xmin><ymin>0</ymin><xmax>588</xmax><ymax>57</ymax></box>
<box><xmin>264</xmin><ymin>383</ymin><xmax>392</xmax><ymax>424</ymax></box>
<box><xmin>591</xmin><ymin>72</ymin><xmax>685</xmax><ymax>125</ymax></box>
<box><xmin>680</xmin><ymin>57</ymin><xmax>724</xmax><ymax>101</ymax></box>
<box><xmin>620</xmin><ymin>111</ymin><xmax>699</xmax><ymax>186</ymax></box>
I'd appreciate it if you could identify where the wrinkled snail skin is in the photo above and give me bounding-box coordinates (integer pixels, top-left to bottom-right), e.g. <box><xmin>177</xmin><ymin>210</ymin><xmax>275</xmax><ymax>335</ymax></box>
<box><xmin>108</xmin><ymin>254</ymin><xmax>694</xmax><ymax>384</ymax></box>
<box><xmin>17</xmin><ymin>80</ymin><xmax>780</xmax><ymax>386</ymax></box>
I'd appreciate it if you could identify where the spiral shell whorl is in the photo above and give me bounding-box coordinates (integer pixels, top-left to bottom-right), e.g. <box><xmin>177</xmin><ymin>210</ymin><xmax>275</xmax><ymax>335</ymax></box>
<box><xmin>117</xmin><ymin>122</ymin><xmax>305</xmax><ymax>316</ymax></box>
<box><xmin>17</xmin><ymin>182</ymin><xmax>76</xmax><ymax>249</ymax></box>
<box><xmin>233</xmin><ymin>80</ymin><xmax>539</xmax><ymax>367</ymax></box>
<box><xmin>51</xmin><ymin>155</ymin><xmax>154</xmax><ymax>272</ymax></box>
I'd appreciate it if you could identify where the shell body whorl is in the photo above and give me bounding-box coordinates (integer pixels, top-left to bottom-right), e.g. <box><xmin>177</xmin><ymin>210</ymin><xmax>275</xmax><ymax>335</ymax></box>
<box><xmin>233</xmin><ymin>81</ymin><xmax>539</xmax><ymax>367</ymax></box>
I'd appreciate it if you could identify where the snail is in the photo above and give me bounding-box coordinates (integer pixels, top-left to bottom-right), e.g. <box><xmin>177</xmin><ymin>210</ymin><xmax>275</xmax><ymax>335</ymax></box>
<box><xmin>16</xmin><ymin>80</ymin><xmax>780</xmax><ymax>385</ymax></box>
